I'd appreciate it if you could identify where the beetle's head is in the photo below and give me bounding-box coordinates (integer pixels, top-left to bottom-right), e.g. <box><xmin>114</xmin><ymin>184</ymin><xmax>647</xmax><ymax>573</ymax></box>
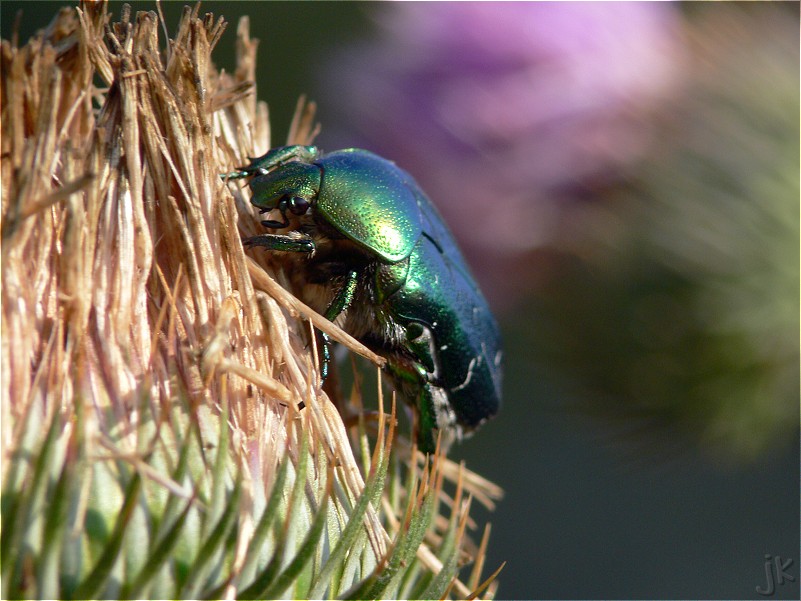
<box><xmin>249</xmin><ymin>161</ymin><xmax>321</xmax><ymax>229</ymax></box>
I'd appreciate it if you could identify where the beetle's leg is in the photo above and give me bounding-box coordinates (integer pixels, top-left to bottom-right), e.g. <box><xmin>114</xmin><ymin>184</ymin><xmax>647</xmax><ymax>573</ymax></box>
<box><xmin>220</xmin><ymin>167</ymin><xmax>256</xmax><ymax>181</ymax></box>
<box><xmin>243</xmin><ymin>233</ymin><xmax>315</xmax><ymax>254</ymax></box>
<box><xmin>320</xmin><ymin>270</ymin><xmax>359</xmax><ymax>380</ymax></box>
<box><xmin>243</xmin><ymin>145</ymin><xmax>319</xmax><ymax>173</ymax></box>
<box><xmin>382</xmin><ymin>360</ymin><xmax>440</xmax><ymax>455</ymax></box>
<box><xmin>260</xmin><ymin>212</ymin><xmax>290</xmax><ymax>229</ymax></box>
<box><xmin>220</xmin><ymin>146</ymin><xmax>319</xmax><ymax>180</ymax></box>
<box><xmin>413</xmin><ymin>384</ymin><xmax>439</xmax><ymax>455</ymax></box>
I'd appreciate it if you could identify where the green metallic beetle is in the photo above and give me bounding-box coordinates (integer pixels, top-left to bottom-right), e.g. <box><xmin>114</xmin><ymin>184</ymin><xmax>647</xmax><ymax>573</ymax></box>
<box><xmin>225</xmin><ymin>145</ymin><xmax>502</xmax><ymax>453</ymax></box>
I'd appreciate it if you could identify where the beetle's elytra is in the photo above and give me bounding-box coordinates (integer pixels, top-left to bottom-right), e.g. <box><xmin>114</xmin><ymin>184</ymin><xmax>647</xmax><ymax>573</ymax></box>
<box><xmin>225</xmin><ymin>145</ymin><xmax>502</xmax><ymax>453</ymax></box>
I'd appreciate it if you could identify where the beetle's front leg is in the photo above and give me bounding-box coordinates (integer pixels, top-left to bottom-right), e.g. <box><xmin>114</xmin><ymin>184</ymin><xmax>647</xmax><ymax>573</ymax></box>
<box><xmin>220</xmin><ymin>145</ymin><xmax>319</xmax><ymax>180</ymax></box>
<box><xmin>244</xmin><ymin>145</ymin><xmax>319</xmax><ymax>174</ymax></box>
<box><xmin>243</xmin><ymin>233</ymin><xmax>315</xmax><ymax>254</ymax></box>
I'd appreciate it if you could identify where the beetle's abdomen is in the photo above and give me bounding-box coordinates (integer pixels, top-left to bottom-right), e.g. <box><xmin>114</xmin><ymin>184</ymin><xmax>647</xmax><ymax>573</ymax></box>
<box><xmin>389</xmin><ymin>233</ymin><xmax>503</xmax><ymax>429</ymax></box>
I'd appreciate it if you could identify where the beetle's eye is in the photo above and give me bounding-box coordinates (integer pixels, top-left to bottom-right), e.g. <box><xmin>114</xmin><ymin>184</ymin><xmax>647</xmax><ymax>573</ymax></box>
<box><xmin>289</xmin><ymin>196</ymin><xmax>310</xmax><ymax>216</ymax></box>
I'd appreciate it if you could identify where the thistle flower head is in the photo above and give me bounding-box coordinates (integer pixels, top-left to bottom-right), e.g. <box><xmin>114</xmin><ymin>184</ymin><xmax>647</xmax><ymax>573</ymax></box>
<box><xmin>1</xmin><ymin>3</ymin><xmax>502</xmax><ymax>598</ymax></box>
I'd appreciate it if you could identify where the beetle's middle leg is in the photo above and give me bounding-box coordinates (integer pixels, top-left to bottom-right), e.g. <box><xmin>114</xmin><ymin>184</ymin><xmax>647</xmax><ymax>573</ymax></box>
<box><xmin>320</xmin><ymin>270</ymin><xmax>359</xmax><ymax>380</ymax></box>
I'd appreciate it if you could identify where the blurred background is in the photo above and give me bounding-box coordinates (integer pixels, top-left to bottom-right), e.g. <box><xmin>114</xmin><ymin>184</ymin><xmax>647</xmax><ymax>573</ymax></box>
<box><xmin>3</xmin><ymin>2</ymin><xmax>798</xmax><ymax>598</ymax></box>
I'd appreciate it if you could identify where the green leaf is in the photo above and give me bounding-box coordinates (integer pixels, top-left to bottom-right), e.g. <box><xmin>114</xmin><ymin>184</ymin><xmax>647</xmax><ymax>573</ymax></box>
<box><xmin>207</xmin><ymin>392</ymin><xmax>231</xmax><ymax>535</ymax></box>
<box><xmin>260</xmin><ymin>485</ymin><xmax>330</xmax><ymax>599</ymax></box>
<box><xmin>153</xmin><ymin>420</ymin><xmax>194</xmax><ymax>539</ymax></box>
<box><xmin>121</xmin><ymin>493</ymin><xmax>196</xmax><ymax>599</ymax></box>
<box><xmin>36</xmin><ymin>443</ymin><xmax>75</xmax><ymax>600</ymax></box>
<box><xmin>238</xmin><ymin>450</ymin><xmax>291</xmax><ymax>582</ymax></box>
<box><xmin>308</xmin><ymin>438</ymin><xmax>389</xmax><ymax>598</ymax></box>
<box><xmin>237</xmin><ymin>430</ymin><xmax>310</xmax><ymax>600</ymax></box>
<box><xmin>2</xmin><ymin>407</ymin><xmax>62</xmax><ymax>599</ymax></box>
<box><xmin>419</xmin><ymin>537</ymin><xmax>460</xmax><ymax>601</ymax></box>
<box><xmin>180</xmin><ymin>478</ymin><xmax>242</xmax><ymax>599</ymax></box>
<box><xmin>398</xmin><ymin>555</ymin><xmax>428</xmax><ymax>600</ymax></box>
<box><xmin>338</xmin><ymin>553</ymin><xmax>385</xmax><ymax>601</ymax></box>
<box><xmin>339</xmin><ymin>461</ymin><xmax>437</xmax><ymax>601</ymax></box>
<box><xmin>365</xmin><ymin>469</ymin><xmax>437</xmax><ymax>599</ymax></box>
<box><xmin>71</xmin><ymin>471</ymin><xmax>142</xmax><ymax>600</ymax></box>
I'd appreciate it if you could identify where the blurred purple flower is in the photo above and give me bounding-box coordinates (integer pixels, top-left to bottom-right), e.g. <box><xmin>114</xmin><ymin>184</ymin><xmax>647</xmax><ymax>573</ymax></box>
<box><xmin>319</xmin><ymin>3</ymin><xmax>683</xmax><ymax>309</ymax></box>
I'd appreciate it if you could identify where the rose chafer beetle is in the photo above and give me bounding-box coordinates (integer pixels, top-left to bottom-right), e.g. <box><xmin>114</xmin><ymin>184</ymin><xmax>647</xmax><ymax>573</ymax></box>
<box><xmin>225</xmin><ymin>145</ymin><xmax>502</xmax><ymax>453</ymax></box>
